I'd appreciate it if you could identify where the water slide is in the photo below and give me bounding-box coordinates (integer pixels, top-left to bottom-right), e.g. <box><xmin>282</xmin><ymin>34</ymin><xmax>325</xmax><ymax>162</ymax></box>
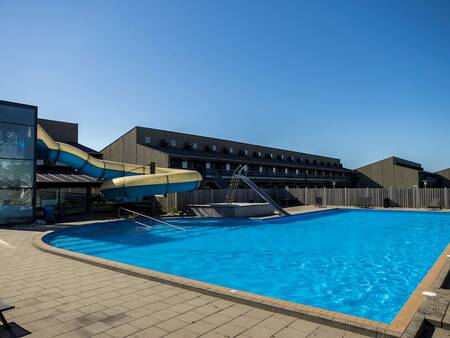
<box><xmin>36</xmin><ymin>125</ymin><xmax>202</xmax><ymax>202</ymax></box>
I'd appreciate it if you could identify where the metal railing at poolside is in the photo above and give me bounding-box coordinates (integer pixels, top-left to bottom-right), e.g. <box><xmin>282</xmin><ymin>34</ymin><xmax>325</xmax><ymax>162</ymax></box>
<box><xmin>118</xmin><ymin>207</ymin><xmax>185</xmax><ymax>231</ymax></box>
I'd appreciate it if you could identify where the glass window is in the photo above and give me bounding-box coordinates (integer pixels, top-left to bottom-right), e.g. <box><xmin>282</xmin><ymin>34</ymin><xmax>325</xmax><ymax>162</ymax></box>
<box><xmin>0</xmin><ymin>102</ymin><xmax>36</xmax><ymax>225</ymax></box>
<box><xmin>212</xmin><ymin>145</ymin><xmax>217</xmax><ymax>151</ymax></box>
<box><xmin>0</xmin><ymin>188</ymin><xmax>33</xmax><ymax>222</ymax></box>
<box><xmin>145</xmin><ymin>136</ymin><xmax>151</xmax><ymax>144</ymax></box>
<box><xmin>229</xmin><ymin>147</ymin><xmax>233</xmax><ymax>153</ymax></box>
<box><xmin>0</xmin><ymin>123</ymin><xmax>35</xmax><ymax>159</ymax></box>
<box><xmin>36</xmin><ymin>188</ymin><xmax>59</xmax><ymax>208</ymax></box>
<box><xmin>182</xmin><ymin>161</ymin><xmax>188</xmax><ymax>169</ymax></box>
<box><xmin>170</xmin><ymin>139</ymin><xmax>177</xmax><ymax>147</ymax></box>
<box><xmin>226</xmin><ymin>163</ymin><xmax>231</xmax><ymax>171</ymax></box>
<box><xmin>205</xmin><ymin>162</ymin><xmax>211</xmax><ymax>169</ymax></box>
<box><xmin>60</xmin><ymin>187</ymin><xmax>87</xmax><ymax>208</ymax></box>
<box><xmin>0</xmin><ymin>159</ymin><xmax>34</xmax><ymax>188</ymax></box>
<box><xmin>259</xmin><ymin>166</ymin><xmax>263</xmax><ymax>173</ymax></box>
<box><xmin>0</xmin><ymin>104</ymin><xmax>36</xmax><ymax>125</ymax></box>
<box><xmin>193</xmin><ymin>142</ymin><xmax>198</xmax><ymax>150</ymax></box>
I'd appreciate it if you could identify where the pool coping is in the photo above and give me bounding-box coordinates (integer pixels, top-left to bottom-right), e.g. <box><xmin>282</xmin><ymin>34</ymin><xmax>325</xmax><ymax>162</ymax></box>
<box><xmin>32</xmin><ymin>211</ymin><xmax>450</xmax><ymax>338</ymax></box>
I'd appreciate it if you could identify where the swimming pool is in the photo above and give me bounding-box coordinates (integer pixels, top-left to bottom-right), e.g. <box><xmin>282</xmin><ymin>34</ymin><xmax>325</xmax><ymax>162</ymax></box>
<box><xmin>43</xmin><ymin>209</ymin><xmax>450</xmax><ymax>324</ymax></box>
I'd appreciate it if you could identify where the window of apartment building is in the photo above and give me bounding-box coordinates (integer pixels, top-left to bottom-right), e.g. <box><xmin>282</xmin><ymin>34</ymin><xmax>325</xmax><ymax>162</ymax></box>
<box><xmin>205</xmin><ymin>162</ymin><xmax>211</xmax><ymax>169</ymax></box>
<box><xmin>285</xmin><ymin>168</ymin><xmax>288</xmax><ymax>174</ymax></box>
<box><xmin>212</xmin><ymin>145</ymin><xmax>217</xmax><ymax>151</ymax></box>
<box><xmin>273</xmin><ymin>167</ymin><xmax>276</xmax><ymax>173</ymax></box>
<box><xmin>170</xmin><ymin>139</ymin><xmax>177</xmax><ymax>147</ymax></box>
<box><xmin>182</xmin><ymin>161</ymin><xmax>188</xmax><ymax>169</ymax></box>
<box><xmin>244</xmin><ymin>149</ymin><xmax>248</xmax><ymax>155</ymax></box>
<box><xmin>296</xmin><ymin>169</ymin><xmax>299</xmax><ymax>175</ymax></box>
<box><xmin>192</xmin><ymin>142</ymin><xmax>198</xmax><ymax>150</ymax></box>
<box><xmin>226</xmin><ymin>163</ymin><xmax>231</xmax><ymax>171</ymax></box>
<box><xmin>229</xmin><ymin>147</ymin><xmax>233</xmax><ymax>154</ymax></box>
<box><xmin>259</xmin><ymin>166</ymin><xmax>263</xmax><ymax>173</ymax></box>
<box><xmin>144</xmin><ymin>136</ymin><xmax>151</xmax><ymax>144</ymax></box>
<box><xmin>281</xmin><ymin>155</ymin><xmax>285</xmax><ymax>160</ymax></box>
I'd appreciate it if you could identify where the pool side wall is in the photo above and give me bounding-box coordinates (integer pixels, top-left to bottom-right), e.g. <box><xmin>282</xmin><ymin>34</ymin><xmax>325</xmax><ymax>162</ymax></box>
<box><xmin>32</xmin><ymin>209</ymin><xmax>450</xmax><ymax>337</ymax></box>
<box><xmin>34</xmin><ymin>232</ymin><xmax>400</xmax><ymax>337</ymax></box>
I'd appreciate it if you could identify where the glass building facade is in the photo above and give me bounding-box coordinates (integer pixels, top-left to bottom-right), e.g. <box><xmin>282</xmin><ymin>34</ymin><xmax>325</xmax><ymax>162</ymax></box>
<box><xmin>0</xmin><ymin>100</ymin><xmax>37</xmax><ymax>224</ymax></box>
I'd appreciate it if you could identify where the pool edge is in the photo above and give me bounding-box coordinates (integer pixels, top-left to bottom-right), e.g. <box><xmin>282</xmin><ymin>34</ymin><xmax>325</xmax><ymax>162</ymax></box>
<box><xmin>33</xmin><ymin>231</ymin><xmax>405</xmax><ymax>337</ymax></box>
<box><xmin>390</xmin><ymin>242</ymin><xmax>450</xmax><ymax>332</ymax></box>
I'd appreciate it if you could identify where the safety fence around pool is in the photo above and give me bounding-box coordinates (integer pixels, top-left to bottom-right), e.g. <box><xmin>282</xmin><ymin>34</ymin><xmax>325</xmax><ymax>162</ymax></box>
<box><xmin>158</xmin><ymin>188</ymin><xmax>450</xmax><ymax>212</ymax></box>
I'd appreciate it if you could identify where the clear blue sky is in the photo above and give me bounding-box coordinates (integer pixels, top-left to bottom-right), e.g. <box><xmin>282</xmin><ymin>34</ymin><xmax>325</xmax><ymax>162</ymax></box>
<box><xmin>1</xmin><ymin>0</ymin><xmax>449</xmax><ymax>171</ymax></box>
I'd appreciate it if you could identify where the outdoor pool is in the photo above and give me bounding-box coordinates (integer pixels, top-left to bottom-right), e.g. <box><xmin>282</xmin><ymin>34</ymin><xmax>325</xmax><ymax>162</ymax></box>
<box><xmin>43</xmin><ymin>209</ymin><xmax>450</xmax><ymax>323</ymax></box>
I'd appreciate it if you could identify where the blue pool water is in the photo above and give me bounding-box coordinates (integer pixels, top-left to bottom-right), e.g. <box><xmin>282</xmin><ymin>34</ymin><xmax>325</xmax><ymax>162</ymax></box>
<box><xmin>43</xmin><ymin>209</ymin><xmax>450</xmax><ymax>323</ymax></box>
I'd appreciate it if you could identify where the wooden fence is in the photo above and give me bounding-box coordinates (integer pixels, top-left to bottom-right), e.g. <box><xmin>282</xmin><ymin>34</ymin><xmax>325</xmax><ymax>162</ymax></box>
<box><xmin>157</xmin><ymin>188</ymin><xmax>450</xmax><ymax>212</ymax></box>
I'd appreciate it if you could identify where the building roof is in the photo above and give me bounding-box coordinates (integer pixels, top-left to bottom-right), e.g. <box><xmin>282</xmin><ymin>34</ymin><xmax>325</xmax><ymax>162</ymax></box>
<box><xmin>36</xmin><ymin>166</ymin><xmax>101</xmax><ymax>185</ymax></box>
<box><xmin>38</xmin><ymin>118</ymin><xmax>78</xmax><ymax>144</ymax></box>
<box><xmin>67</xmin><ymin>142</ymin><xmax>102</xmax><ymax>157</ymax></box>
<box><xmin>391</xmin><ymin>157</ymin><xmax>423</xmax><ymax>170</ymax></box>
<box><xmin>357</xmin><ymin>156</ymin><xmax>423</xmax><ymax>171</ymax></box>
<box><xmin>135</xmin><ymin>126</ymin><xmax>341</xmax><ymax>163</ymax></box>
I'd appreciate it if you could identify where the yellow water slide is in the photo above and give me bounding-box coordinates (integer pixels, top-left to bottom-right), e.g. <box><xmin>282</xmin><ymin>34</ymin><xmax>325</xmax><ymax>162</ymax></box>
<box><xmin>37</xmin><ymin>125</ymin><xmax>202</xmax><ymax>202</ymax></box>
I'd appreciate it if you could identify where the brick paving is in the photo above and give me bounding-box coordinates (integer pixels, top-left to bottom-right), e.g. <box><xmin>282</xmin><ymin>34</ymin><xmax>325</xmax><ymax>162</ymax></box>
<box><xmin>0</xmin><ymin>228</ymin><xmax>370</xmax><ymax>337</ymax></box>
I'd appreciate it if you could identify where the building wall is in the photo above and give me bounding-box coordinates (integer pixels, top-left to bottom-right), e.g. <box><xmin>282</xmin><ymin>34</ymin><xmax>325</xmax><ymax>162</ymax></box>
<box><xmin>356</xmin><ymin>158</ymin><xmax>394</xmax><ymax>187</ymax></box>
<box><xmin>392</xmin><ymin>165</ymin><xmax>420</xmax><ymax>188</ymax></box>
<box><xmin>101</xmin><ymin>125</ymin><xmax>354</xmax><ymax>188</ymax></box>
<box><xmin>102</xmin><ymin>128</ymin><xmax>137</xmax><ymax>163</ymax></box>
<box><xmin>102</xmin><ymin>128</ymin><xmax>169</xmax><ymax>167</ymax></box>
<box><xmin>356</xmin><ymin>157</ymin><xmax>420</xmax><ymax>188</ymax></box>
<box><xmin>436</xmin><ymin>169</ymin><xmax>450</xmax><ymax>181</ymax></box>
<box><xmin>136</xmin><ymin>144</ymin><xmax>169</xmax><ymax>167</ymax></box>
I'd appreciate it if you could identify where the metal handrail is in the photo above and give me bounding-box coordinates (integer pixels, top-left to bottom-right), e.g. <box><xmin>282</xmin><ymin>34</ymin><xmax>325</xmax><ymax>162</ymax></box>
<box><xmin>225</xmin><ymin>165</ymin><xmax>247</xmax><ymax>204</ymax></box>
<box><xmin>118</xmin><ymin>207</ymin><xmax>185</xmax><ymax>231</ymax></box>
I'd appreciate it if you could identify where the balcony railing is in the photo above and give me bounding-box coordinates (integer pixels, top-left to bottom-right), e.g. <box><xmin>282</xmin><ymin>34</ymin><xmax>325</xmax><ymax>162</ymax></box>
<box><xmin>204</xmin><ymin>168</ymin><xmax>351</xmax><ymax>180</ymax></box>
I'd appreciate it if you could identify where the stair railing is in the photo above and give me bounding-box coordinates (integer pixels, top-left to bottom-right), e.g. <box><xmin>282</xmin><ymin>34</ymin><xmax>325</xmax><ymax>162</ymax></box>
<box><xmin>118</xmin><ymin>207</ymin><xmax>185</xmax><ymax>231</ymax></box>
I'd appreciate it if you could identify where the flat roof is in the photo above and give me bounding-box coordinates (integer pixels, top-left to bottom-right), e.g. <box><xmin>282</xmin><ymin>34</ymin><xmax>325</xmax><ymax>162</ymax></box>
<box><xmin>136</xmin><ymin>126</ymin><xmax>341</xmax><ymax>162</ymax></box>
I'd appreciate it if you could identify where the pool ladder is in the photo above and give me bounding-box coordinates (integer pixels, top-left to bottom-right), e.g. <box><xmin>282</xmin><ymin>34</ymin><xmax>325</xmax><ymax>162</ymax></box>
<box><xmin>225</xmin><ymin>165</ymin><xmax>247</xmax><ymax>204</ymax></box>
<box><xmin>118</xmin><ymin>207</ymin><xmax>185</xmax><ymax>231</ymax></box>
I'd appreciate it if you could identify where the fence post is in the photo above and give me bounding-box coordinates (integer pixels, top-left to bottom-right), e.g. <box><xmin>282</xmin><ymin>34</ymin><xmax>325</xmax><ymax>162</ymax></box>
<box><xmin>415</xmin><ymin>187</ymin><xmax>419</xmax><ymax>209</ymax></box>
<box><xmin>444</xmin><ymin>187</ymin><xmax>448</xmax><ymax>209</ymax></box>
<box><xmin>305</xmin><ymin>187</ymin><xmax>308</xmax><ymax>205</ymax></box>
<box><xmin>344</xmin><ymin>187</ymin><xmax>347</xmax><ymax>206</ymax></box>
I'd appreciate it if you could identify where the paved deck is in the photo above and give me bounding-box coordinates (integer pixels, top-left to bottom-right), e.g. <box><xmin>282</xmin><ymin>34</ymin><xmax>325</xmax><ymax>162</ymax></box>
<box><xmin>0</xmin><ymin>227</ymin><xmax>370</xmax><ymax>338</ymax></box>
